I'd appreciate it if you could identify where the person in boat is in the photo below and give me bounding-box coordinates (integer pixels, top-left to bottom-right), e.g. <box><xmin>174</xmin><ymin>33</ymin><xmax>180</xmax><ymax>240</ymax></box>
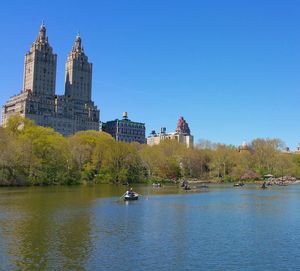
<box><xmin>184</xmin><ymin>184</ymin><xmax>191</xmax><ymax>190</ymax></box>
<box><xmin>129</xmin><ymin>188</ymin><xmax>135</xmax><ymax>196</ymax></box>
<box><xmin>124</xmin><ymin>188</ymin><xmax>134</xmax><ymax>197</ymax></box>
<box><xmin>261</xmin><ymin>181</ymin><xmax>267</xmax><ymax>189</ymax></box>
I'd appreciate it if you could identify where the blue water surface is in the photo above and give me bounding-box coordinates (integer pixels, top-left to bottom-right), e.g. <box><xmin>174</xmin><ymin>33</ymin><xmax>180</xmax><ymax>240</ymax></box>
<box><xmin>0</xmin><ymin>184</ymin><xmax>299</xmax><ymax>270</ymax></box>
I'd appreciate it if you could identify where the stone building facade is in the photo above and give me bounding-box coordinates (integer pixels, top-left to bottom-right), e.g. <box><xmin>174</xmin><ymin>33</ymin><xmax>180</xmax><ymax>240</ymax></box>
<box><xmin>102</xmin><ymin>112</ymin><xmax>146</xmax><ymax>144</ymax></box>
<box><xmin>147</xmin><ymin>116</ymin><xmax>194</xmax><ymax>148</ymax></box>
<box><xmin>1</xmin><ymin>23</ymin><xmax>100</xmax><ymax>136</ymax></box>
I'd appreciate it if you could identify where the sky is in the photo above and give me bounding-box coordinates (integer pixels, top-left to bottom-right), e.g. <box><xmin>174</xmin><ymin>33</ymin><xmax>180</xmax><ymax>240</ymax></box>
<box><xmin>0</xmin><ymin>0</ymin><xmax>300</xmax><ymax>148</ymax></box>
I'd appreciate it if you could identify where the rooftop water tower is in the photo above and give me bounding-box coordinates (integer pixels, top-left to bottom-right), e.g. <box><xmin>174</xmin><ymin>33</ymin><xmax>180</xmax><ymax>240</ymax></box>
<box><xmin>123</xmin><ymin>112</ymin><xmax>128</xmax><ymax>120</ymax></box>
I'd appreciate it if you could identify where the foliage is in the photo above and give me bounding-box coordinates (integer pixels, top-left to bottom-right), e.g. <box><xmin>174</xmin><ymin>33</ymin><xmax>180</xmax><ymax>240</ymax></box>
<box><xmin>0</xmin><ymin>117</ymin><xmax>300</xmax><ymax>186</ymax></box>
<box><xmin>241</xmin><ymin>170</ymin><xmax>261</xmax><ymax>180</ymax></box>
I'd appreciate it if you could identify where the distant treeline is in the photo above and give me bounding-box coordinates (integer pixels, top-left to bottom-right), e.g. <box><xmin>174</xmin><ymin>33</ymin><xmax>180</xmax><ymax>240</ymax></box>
<box><xmin>0</xmin><ymin>116</ymin><xmax>299</xmax><ymax>186</ymax></box>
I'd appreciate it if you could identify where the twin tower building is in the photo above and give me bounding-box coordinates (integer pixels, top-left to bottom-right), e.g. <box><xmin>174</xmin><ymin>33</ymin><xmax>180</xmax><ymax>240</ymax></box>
<box><xmin>1</xmin><ymin>23</ymin><xmax>100</xmax><ymax>135</ymax></box>
<box><xmin>1</xmin><ymin>23</ymin><xmax>191</xmax><ymax>146</ymax></box>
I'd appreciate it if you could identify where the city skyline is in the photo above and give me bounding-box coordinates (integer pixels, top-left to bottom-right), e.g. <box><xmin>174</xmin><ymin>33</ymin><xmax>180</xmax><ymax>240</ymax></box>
<box><xmin>1</xmin><ymin>1</ymin><xmax>300</xmax><ymax>148</ymax></box>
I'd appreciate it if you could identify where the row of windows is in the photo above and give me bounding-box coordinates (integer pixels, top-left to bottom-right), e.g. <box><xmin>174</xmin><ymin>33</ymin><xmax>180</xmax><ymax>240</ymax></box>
<box><xmin>36</xmin><ymin>56</ymin><xmax>55</xmax><ymax>61</ymax></box>
<box><xmin>120</xmin><ymin>129</ymin><xmax>144</xmax><ymax>135</ymax></box>
<box><xmin>35</xmin><ymin>77</ymin><xmax>55</xmax><ymax>82</ymax></box>
<box><xmin>118</xmin><ymin>123</ymin><xmax>144</xmax><ymax>129</ymax></box>
<box><xmin>34</xmin><ymin>85</ymin><xmax>54</xmax><ymax>91</ymax></box>
<box><xmin>36</xmin><ymin>60</ymin><xmax>55</xmax><ymax>65</ymax></box>
<box><xmin>72</xmin><ymin>82</ymin><xmax>90</xmax><ymax>89</ymax></box>
<box><xmin>35</xmin><ymin>74</ymin><xmax>55</xmax><ymax>80</ymax></box>
<box><xmin>55</xmin><ymin>122</ymin><xmax>72</xmax><ymax>128</ymax></box>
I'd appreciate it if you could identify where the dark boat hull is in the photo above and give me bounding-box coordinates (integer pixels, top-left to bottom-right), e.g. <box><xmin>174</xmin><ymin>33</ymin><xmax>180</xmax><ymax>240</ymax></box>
<box><xmin>124</xmin><ymin>195</ymin><xmax>138</xmax><ymax>201</ymax></box>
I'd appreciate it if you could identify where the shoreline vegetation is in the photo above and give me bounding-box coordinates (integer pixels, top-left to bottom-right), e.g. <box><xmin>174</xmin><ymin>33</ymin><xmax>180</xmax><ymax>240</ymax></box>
<box><xmin>1</xmin><ymin>116</ymin><xmax>300</xmax><ymax>187</ymax></box>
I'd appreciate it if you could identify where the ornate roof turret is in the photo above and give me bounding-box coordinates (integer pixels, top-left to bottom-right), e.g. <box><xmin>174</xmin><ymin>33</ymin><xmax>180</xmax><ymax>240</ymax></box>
<box><xmin>36</xmin><ymin>21</ymin><xmax>47</xmax><ymax>43</ymax></box>
<box><xmin>175</xmin><ymin>116</ymin><xmax>191</xmax><ymax>135</ymax></box>
<box><xmin>73</xmin><ymin>33</ymin><xmax>83</xmax><ymax>52</ymax></box>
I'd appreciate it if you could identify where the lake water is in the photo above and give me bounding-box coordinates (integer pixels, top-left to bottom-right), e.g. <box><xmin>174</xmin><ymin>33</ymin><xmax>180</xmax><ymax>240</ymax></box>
<box><xmin>0</xmin><ymin>184</ymin><xmax>300</xmax><ymax>270</ymax></box>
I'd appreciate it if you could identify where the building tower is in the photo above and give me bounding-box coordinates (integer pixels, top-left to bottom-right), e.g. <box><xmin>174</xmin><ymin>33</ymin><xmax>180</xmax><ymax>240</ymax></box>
<box><xmin>2</xmin><ymin>24</ymin><xmax>100</xmax><ymax>135</ymax></box>
<box><xmin>175</xmin><ymin>116</ymin><xmax>191</xmax><ymax>135</ymax></box>
<box><xmin>23</xmin><ymin>22</ymin><xmax>57</xmax><ymax>96</ymax></box>
<box><xmin>64</xmin><ymin>34</ymin><xmax>92</xmax><ymax>101</ymax></box>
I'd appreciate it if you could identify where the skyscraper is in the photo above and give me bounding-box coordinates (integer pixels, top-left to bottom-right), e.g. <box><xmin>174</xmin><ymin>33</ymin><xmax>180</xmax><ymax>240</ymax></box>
<box><xmin>1</xmin><ymin>23</ymin><xmax>100</xmax><ymax>136</ymax></box>
<box><xmin>65</xmin><ymin>34</ymin><xmax>92</xmax><ymax>101</ymax></box>
<box><xmin>23</xmin><ymin>22</ymin><xmax>57</xmax><ymax>96</ymax></box>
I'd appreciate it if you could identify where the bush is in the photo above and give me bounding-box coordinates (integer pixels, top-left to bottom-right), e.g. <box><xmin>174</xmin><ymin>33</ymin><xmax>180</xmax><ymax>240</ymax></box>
<box><xmin>241</xmin><ymin>170</ymin><xmax>261</xmax><ymax>180</ymax></box>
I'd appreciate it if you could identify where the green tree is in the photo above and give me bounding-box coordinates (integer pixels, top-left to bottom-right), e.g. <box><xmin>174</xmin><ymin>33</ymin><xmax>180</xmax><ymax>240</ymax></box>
<box><xmin>251</xmin><ymin>138</ymin><xmax>284</xmax><ymax>175</ymax></box>
<box><xmin>210</xmin><ymin>144</ymin><xmax>237</xmax><ymax>181</ymax></box>
<box><xmin>68</xmin><ymin>130</ymin><xmax>114</xmax><ymax>182</ymax></box>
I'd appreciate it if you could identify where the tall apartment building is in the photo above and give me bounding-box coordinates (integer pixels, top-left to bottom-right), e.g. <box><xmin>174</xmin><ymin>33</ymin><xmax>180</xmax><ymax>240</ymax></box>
<box><xmin>1</xmin><ymin>23</ymin><xmax>100</xmax><ymax>136</ymax></box>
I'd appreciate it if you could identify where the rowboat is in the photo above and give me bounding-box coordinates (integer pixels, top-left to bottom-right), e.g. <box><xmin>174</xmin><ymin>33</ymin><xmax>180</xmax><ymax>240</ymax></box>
<box><xmin>124</xmin><ymin>193</ymin><xmax>139</xmax><ymax>201</ymax></box>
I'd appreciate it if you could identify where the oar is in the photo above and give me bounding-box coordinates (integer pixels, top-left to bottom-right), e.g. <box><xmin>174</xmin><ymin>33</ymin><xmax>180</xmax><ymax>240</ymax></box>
<box><xmin>119</xmin><ymin>192</ymin><xmax>126</xmax><ymax>199</ymax></box>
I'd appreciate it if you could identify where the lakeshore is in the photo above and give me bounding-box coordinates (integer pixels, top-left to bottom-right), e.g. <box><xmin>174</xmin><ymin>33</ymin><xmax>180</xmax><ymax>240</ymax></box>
<box><xmin>185</xmin><ymin>178</ymin><xmax>300</xmax><ymax>185</ymax></box>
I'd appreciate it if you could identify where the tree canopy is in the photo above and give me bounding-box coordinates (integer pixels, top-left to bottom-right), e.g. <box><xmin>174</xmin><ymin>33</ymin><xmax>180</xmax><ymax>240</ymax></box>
<box><xmin>0</xmin><ymin>116</ymin><xmax>299</xmax><ymax>186</ymax></box>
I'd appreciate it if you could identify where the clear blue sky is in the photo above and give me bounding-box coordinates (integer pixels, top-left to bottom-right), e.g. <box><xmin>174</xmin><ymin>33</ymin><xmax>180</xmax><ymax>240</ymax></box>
<box><xmin>1</xmin><ymin>0</ymin><xmax>300</xmax><ymax>148</ymax></box>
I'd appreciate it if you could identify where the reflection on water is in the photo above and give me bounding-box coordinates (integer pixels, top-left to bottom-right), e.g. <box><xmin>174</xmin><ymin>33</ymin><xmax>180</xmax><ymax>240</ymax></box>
<box><xmin>0</xmin><ymin>187</ymin><xmax>94</xmax><ymax>270</ymax></box>
<box><xmin>0</xmin><ymin>184</ymin><xmax>300</xmax><ymax>270</ymax></box>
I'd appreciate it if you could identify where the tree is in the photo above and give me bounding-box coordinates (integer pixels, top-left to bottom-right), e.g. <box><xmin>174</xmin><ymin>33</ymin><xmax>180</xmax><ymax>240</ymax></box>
<box><xmin>251</xmin><ymin>138</ymin><xmax>284</xmax><ymax>175</ymax></box>
<box><xmin>181</xmin><ymin>148</ymin><xmax>211</xmax><ymax>178</ymax></box>
<box><xmin>273</xmin><ymin>153</ymin><xmax>294</xmax><ymax>177</ymax></box>
<box><xmin>0</xmin><ymin>127</ymin><xmax>25</xmax><ymax>185</ymax></box>
<box><xmin>21</xmin><ymin>124</ymin><xmax>72</xmax><ymax>185</ymax></box>
<box><xmin>210</xmin><ymin>144</ymin><xmax>237</xmax><ymax>180</ymax></box>
<box><xmin>68</xmin><ymin>130</ymin><xmax>114</xmax><ymax>182</ymax></box>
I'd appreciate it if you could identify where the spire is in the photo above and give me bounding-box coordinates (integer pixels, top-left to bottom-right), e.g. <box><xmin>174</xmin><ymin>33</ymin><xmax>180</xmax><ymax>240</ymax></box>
<box><xmin>73</xmin><ymin>33</ymin><xmax>83</xmax><ymax>52</ymax></box>
<box><xmin>36</xmin><ymin>21</ymin><xmax>46</xmax><ymax>42</ymax></box>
